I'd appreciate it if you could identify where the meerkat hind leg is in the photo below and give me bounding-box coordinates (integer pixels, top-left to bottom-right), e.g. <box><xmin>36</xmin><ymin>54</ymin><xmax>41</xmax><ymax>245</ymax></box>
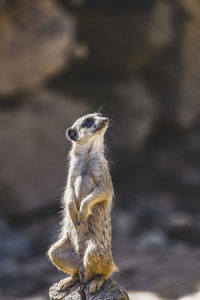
<box><xmin>48</xmin><ymin>238</ymin><xmax>80</xmax><ymax>274</ymax></box>
<box><xmin>57</xmin><ymin>274</ymin><xmax>79</xmax><ymax>292</ymax></box>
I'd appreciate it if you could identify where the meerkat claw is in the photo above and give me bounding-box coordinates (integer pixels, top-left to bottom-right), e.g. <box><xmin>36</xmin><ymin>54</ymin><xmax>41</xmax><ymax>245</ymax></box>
<box><xmin>79</xmin><ymin>266</ymin><xmax>86</xmax><ymax>283</ymax></box>
<box><xmin>76</xmin><ymin>221</ymin><xmax>81</xmax><ymax>228</ymax></box>
<box><xmin>57</xmin><ymin>275</ymin><xmax>78</xmax><ymax>292</ymax></box>
<box><xmin>90</xmin><ymin>275</ymin><xmax>105</xmax><ymax>294</ymax></box>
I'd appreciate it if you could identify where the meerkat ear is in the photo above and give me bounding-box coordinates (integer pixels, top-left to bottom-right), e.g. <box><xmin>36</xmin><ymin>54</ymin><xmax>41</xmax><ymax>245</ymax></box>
<box><xmin>66</xmin><ymin>128</ymin><xmax>78</xmax><ymax>141</ymax></box>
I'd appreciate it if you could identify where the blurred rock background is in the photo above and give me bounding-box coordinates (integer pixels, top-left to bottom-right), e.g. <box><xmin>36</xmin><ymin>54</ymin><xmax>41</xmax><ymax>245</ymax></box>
<box><xmin>1</xmin><ymin>0</ymin><xmax>200</xmax><ymax>299</ymax></box>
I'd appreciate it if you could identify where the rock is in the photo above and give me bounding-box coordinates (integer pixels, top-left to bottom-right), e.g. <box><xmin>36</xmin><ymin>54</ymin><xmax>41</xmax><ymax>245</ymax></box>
<box><xmin>69</xmin><ymin>1</ymin><xmax>174</xmax><ymax>75</ymax></box>
<box><xmin>0</xmin><ymin>0</ymin><xmax>76</xmax><ymax>95</ymax></box>
<box><xmin>114</xmin><ymin>80</ymin><xmax>157</xmax><ymax>152</ymax></box>
<box><xmin>49</xmin><ymin>279</ymin><xmax>129</xmax><ymax>300</ymax></box>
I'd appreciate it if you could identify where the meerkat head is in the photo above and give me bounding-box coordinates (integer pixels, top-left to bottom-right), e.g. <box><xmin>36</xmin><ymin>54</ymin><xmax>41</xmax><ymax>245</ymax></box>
<box><xmin>67</xmin><ymin>113</ymin><xmax>109</xmax><ymax>143</ymax></box>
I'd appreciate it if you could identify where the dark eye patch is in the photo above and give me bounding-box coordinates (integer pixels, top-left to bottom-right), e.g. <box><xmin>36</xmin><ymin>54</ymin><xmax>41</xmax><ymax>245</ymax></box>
<box><xmin>82</xmin><ymin>118</ymin><xmax>94</xmax><ymax>128</ymax></box>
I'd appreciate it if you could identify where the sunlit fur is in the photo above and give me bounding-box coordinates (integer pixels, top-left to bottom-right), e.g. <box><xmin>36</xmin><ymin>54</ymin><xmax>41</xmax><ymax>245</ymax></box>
<box><xmin>48</xmin><ymin>113</ymin><xmax>117</xmax><ymax>294</ymax></box>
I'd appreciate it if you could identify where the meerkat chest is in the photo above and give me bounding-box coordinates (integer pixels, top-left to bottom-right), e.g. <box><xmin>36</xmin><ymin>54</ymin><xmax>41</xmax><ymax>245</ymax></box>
<box><xmin>73</xmin><ymin>173</ymin><xmax>95</xmax><ymax>203</ymax></box>
<box><xmin>70</xmin><ymin>156</ymin><xmax>102</xmax><ymax>204</ymax></box>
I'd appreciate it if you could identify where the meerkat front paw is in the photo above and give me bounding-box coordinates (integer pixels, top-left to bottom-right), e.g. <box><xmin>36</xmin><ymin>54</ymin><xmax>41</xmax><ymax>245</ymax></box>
<box><xmin>90</xmin><ymin>275</ymin><xmax>105</xmax><ymax>293</ymax></box>
<box><xmin>68</xmin><ymin>202</ymin><xmax>79</xmax><ymax>225</ymax></box>
<box><xmin>57</xmin><ymin>274</ymin><xmax>79</xmax><ymax>292</ymax></box>
<box><xmin>79</xmin><ymin>205</ymin><xmax>90</xmax><ymax>224</ymax></box>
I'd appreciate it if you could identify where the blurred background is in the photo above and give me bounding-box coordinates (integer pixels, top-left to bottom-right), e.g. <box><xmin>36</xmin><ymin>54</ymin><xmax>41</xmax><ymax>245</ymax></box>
<box><xmin>1</xmin><ymin>0</ymin><xmax>200</xmax><ymax>299</ymax></box>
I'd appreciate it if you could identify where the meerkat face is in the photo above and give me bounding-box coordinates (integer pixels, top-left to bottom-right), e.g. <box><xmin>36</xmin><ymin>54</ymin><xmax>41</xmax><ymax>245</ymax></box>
<box><xmin>67</xmin><ymin>113</ymin><xmax>109</xmax><ymax>143</ymax></box>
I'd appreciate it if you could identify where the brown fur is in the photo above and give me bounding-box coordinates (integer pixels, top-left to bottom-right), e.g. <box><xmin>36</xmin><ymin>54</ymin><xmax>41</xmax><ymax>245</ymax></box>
<box><xmin>48</xmin><ymin>113</ymin><xmax>116</xmax><ymax>293</ymax></box>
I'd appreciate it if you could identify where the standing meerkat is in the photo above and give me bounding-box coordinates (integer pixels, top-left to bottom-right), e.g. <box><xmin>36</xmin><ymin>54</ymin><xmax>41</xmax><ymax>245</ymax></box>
<box><xmin>48</xmin><ymin>112</ymin><xmax>117</xmax><ymax>293</ymax></box>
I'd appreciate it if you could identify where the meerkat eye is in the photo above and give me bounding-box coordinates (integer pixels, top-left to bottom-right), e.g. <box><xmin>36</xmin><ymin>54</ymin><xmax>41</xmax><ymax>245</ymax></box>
<box><xmin>82</xmin><ymin>118</ymin><xmax>94</xmax><ymax>128</ymax></box>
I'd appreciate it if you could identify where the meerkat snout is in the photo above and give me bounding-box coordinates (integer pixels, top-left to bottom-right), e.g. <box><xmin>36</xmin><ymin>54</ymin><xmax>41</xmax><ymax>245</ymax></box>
<box><xmin>99</xmin><ymin>117</ymin><xmax>109</xmax><ymax>127</ymax></box>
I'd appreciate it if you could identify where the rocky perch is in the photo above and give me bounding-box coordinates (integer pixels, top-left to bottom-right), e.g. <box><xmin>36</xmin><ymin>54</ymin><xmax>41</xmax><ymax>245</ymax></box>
<box><xmin>49</xmin><ymin>278</ymin><xmax>129</xmax><ymax>300</ymax></box>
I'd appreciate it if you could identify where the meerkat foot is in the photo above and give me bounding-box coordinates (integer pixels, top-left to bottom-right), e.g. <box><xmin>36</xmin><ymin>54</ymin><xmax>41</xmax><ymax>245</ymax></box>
<box><xmin>90</xmin><ymin>275</ymin><xmax>105</xmax><ymax>294</ymax></box>
<box><xmin>79</xmin><ymin>267</ymin><xmax>92</xmax><ymax>284</ymax></box>
<box><xmin>57</xmin><ymin>274</ymin><xmax>79</xmax><ymax>292</ymax></box>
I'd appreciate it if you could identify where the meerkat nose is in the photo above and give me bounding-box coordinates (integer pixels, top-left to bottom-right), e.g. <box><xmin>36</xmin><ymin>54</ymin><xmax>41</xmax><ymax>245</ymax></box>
<box><xmin>102</xmin><ymin>117</ymin><xmax>109</xmax><ymax>124</ymax></box>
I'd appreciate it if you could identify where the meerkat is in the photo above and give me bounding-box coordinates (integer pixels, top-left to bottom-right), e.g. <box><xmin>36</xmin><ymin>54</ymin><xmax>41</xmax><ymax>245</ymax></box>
<box><xmin>48</xmin><ymin>112</ymin><xmax>117</xmax><ymax>294</ymax></box>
